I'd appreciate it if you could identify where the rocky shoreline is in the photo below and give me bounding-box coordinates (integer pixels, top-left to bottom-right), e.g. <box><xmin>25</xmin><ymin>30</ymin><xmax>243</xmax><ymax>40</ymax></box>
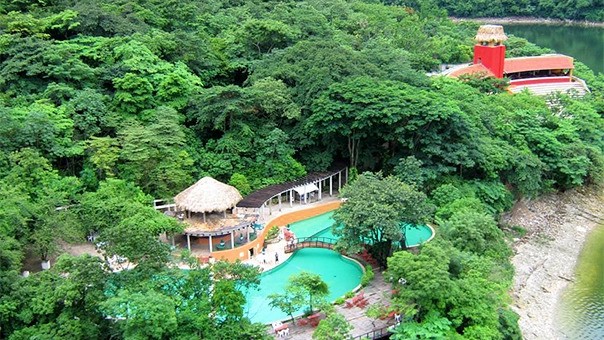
<box><xmin>451</xmin><ymin>17</ymin><xmax>604</xmax><ymax>28</ymax></box>
<box><xmin>501</xmin><ymin>187</ymin><xmax>604</xmax><ymax>339</ymax></box>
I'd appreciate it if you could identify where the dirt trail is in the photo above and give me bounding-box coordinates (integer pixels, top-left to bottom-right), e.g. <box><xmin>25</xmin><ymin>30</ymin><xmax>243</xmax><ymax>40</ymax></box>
<box><xmin>502</xmin><ymin>187</ymin><xmax>604</xmax><ymax>339</ymax></box>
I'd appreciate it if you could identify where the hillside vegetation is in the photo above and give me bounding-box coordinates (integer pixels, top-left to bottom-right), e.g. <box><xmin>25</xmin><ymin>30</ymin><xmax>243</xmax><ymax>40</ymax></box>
<box><xmin>0</xmin><ymin>1</ymin><xmax>603</xmax><ymax>339</ymax></box>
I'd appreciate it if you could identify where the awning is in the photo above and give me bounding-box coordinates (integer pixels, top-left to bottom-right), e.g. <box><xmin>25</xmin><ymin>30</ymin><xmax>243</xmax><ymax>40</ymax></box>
<box><xmin>293</xmin><ymin>184</ymin><xmax>319</xmax><ymax>195</ymax></box>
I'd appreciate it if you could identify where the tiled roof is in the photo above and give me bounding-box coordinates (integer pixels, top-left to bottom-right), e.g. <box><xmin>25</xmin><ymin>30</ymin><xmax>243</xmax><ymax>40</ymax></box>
<box><xmin>446</xmin><ymin>63</ymin><xmax>495</xmax><ymax>78</ymax></box>
<box><xmin>504</xmin><ymin>55</ymin><xmax>574</xmax><ymax>74</ymax></box>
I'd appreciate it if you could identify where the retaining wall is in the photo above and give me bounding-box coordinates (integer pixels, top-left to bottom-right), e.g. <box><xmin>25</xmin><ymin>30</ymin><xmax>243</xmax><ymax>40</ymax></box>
<box><xmin>203</xmin><ymin>201</ymin><xmax>342</xmax><ymax>262</ymax></box>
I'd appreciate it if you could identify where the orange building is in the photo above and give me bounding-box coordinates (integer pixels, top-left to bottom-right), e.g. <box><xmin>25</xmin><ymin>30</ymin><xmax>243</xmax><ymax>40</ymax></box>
<box><xmin>444</xmin><ymin>25</ymin><xmax>589</xmax><ymax>96</ymax></box>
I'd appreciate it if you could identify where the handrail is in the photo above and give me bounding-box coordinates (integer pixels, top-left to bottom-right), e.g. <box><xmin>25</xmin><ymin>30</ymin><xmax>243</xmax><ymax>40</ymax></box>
<box><xmin>284</xmin><ymin>236</ymin><xmax>338</xmax><ymax>253</ymax></box>
<box><xmin>572</xmin><ymin>76</ymin><xmax>591</xmax><ymax>93</ymax></box>
<box><xmin>351</xmin><ymin>324</ymin><xmax>392</xmax><ymax>340</ymax></box>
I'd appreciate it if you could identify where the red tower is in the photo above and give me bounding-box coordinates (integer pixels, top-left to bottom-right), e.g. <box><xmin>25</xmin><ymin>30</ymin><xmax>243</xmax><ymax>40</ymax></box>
<box><xmin>473</xmin><ymin>25</ymin><xmax>508</xmax><ymax>79</ymax></box>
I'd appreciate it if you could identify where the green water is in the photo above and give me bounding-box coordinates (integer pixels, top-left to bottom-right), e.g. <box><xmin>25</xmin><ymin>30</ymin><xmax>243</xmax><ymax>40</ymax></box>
<box><xmin>288</xmin><ymin>211</ymin><xmax>434</xmax><ymax>247</ymax></box>
<box><xmin>244</xmin><ymin>248</ymin><xmax>363</xmax><ymax>323</ymax></box>
<box><xmin>504</xmin><ymin>24</ymin><xmax>604</xmax><ymax>74</ymax></box>
<box><xmin>557</xmin><ymin>226</ymin><xmax>604</xmax><ymax>338</ymax></box>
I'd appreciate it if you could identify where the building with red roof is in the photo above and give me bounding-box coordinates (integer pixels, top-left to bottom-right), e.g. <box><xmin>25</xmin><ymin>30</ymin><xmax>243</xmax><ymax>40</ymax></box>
<box><xmin>443</xmin><ymin>25</ymin><xmax>589</xmax><ymax>96</ymax></box>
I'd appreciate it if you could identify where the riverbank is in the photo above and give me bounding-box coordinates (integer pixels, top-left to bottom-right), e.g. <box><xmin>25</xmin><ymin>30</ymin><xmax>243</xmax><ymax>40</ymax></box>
<box><xmin>501</xmin><ymin>187</ymin><xmax>604</xmax><ymax>339</ymax></box>
<box><xmin>451</xmin><ymin>17</ymin><xmax>604</xmax><ymax>28</ymax></box>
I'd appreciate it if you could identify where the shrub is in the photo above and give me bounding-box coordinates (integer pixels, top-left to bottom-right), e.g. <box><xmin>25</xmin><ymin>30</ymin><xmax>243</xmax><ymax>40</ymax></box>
<box><xmin>511</xmin><ymin>225</ymin><xmax>527</xmax><ymax>238</ymax></box>
<box><xmin>344</xmin><ymin>291</ymin><xmax>355</xmax><ymax>299</ymax></box>
<box><xmin>334</xmin><ymin>297</ymin><xmax>345</xmax><ymax>305</ymax></box>
<box><xmin>360</xmin><ymin>265</ymin><xmax>374</xmax><ymax>287</ymax></box>
<box><xmin>266</xmin><ymin>226</ymin><xmax>279</xmax><ymax>240</ymax></box>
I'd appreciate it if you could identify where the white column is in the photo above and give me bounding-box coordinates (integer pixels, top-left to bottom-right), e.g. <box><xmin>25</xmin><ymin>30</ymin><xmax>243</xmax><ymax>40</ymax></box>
<box><xmin>230</xmin><ymin>232</ymin><xmax>235</xmax><ymax>249</ymax></box>
<box><xmin>209</xmin><ymin>235</ymin><xmax>213</xmax><ymax>253</ymax></box>
<box><xmin>203</xmin><ymin>212</ymin><xmax>206</xmax><ymax>222</ymax></box>
<box><xmin>278</xmin><ymin>194</ymin><xmax>282</xmax><ymax>212</ymax></box>
<box><xmin>329</xmin><ymin>175</ymin><xmax>333</xmax><ymax>196</ymax></box>
<box><xmin>345</xmin><ymin>167</ymin><xmax>348</xmax><ymax>184</ymax></box>
<box><xmin>290</xmin><ymin>190</ymin><xmax>294</xmax><ymax>207</ymax></box>
<box><xmin>318</xmin><ymin>181</ymin><xmax>322</xmax><ymax>200</ymax></box>
<box><xmin>187</xmin><ymin>234</ymin><xmax>191</xmax><ymax>251</ymax></box>
<box><xmin>338</xmin><ymin>171</ymin><xmax>342</xmax><ymax>191</ymax></box>
<box><xmin>223</xmin><ymin>210</ymin><xmax>227</xmax><ymax>218</ymax></box>
<box><xmin>247</xmin><ymin>226</ymin><xmax>250</xmax><ymax>242</ymax></box>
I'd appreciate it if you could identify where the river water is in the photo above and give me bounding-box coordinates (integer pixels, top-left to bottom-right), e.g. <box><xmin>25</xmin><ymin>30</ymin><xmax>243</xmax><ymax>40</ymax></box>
<box><xmin>504</xmin><ymin>24</ymin><xmax>603</xmax><ymax>74</ymax></box>
<box><xmin>502</xmin><ymin>23</ymin><xmax>604</xmax><ymax>339</ymax></box>
<box><xmin>555</xmin><ymin>226</ymin><xmax>604</xmax><ymax>339</ymax></box>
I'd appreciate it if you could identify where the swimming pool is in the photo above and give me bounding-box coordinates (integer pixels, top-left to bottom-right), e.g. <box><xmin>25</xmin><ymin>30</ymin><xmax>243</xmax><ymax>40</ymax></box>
<box><xmin>244</xmin><ymin>248</ymin><xmax>363</xmax><ymax>323</ymax></box>
<box><xmin>288</xmin><ymin>211</ymin><xmax>434</xmax><ymax>247</ymax></box>
<box><xmin>244</xmin><ymin>210</ymin><xmax>434</xmax><ymax>323</ymax></box>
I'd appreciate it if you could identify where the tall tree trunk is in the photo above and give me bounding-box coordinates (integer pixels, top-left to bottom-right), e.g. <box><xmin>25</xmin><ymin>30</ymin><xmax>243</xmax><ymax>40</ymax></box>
<box><xmin>370</xmin><ymin>240</ymin><xmax>392</xmax><ymax>268</ymax></box>
<box><xmin>347</xmin><ymin>137</ymin><xmax>360</xmax><ymax>168</ymax></box>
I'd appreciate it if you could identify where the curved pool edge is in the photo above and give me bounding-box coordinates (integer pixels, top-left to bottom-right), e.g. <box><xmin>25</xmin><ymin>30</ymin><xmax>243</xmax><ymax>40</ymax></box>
<box><xmin>406</xmin><ymin>223</ymin><xmax>436</xmax><ymax>248</ymax></box>
<box><xmin>342</xmin><ymin>254</ymin><xmax>365</xmax><ymax>294</ymax></box>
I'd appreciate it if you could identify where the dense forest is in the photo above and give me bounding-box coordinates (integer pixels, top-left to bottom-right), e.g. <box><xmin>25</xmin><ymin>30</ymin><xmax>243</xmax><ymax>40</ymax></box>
<box><xmin>1</xmin><ymin>0</ymin><xmax>603</xmax><ymax>339</ymax></box>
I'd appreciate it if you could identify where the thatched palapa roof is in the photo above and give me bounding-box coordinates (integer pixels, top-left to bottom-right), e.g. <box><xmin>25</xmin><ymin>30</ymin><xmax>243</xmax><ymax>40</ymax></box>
<box><xmin>174</xmin><ymin>177</ymin><xmax>242</xmax><ymax>213</ymax></box>
<box><xmin>475</xmin><ymin>25</ymin><xmax>508</xmax><ymax>45</ymax></box>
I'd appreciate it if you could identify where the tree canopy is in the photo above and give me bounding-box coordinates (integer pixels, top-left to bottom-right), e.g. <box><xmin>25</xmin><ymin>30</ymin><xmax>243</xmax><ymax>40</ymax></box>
<box><xmin>0</xmin><ymin>0</ymin><xmax>603</xmax><ymax>338</ymax></box>
<box><xmin>333</xmin><ymin>172</ymin><xmax>434</xmax><ymax>266</ymax></box>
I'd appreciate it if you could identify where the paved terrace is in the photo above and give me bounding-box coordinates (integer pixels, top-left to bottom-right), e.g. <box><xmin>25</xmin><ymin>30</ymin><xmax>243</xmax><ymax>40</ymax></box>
<box><xmin>266</xmin><ymin>268</ymin><xmax>396</xmax><ymax>339</ymax></box>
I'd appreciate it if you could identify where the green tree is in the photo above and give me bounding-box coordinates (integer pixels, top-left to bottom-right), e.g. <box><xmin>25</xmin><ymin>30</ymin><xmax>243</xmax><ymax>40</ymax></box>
<box><xmin>0</xmin><ymin>254</ymin><xmax>109</xmax><ymax>339</ymax></box>
<box><xmin>102</xmin><ymin>290</ymin><xmax>178</xmax><ymax>339</ymax></box>
<box><xmin>97</xmin><ymin>206</ymin><xmax>183</xmax><ymax>269</ymax></box>
<box><xmin>86</xmin><ymin>136</ymin><xmax>120</xmax><ymax>179</ymax></box>
<box><xmin>239</xmin><ymin>19</ymin><xmax>297</xmax><ymax>56</ymax></box>
<box><xmin>228</xmin><ymin>173</ymin><xmax>252</xmax><ymax>196</ymax></box>
<box><xmin>333</xmin><ymin>172</ymin><xmax>434</xmax><ymax>266</ymax></box>
<box><xmin>385</xmin><ymin>241</ymin><xmax>453</xmax><ymax>316</ymax></box>
<box><xmin>313</xmin><ymin>312</ymin><xmax>352</xmax><ymax>340</ymax></box>
<box><xmin>288</xmin><ymin>272</ymin><xmax>329</xmax><ymax>313</ymax></box>
<box><xmin>441</xmin><ymin>210</ymin><xmax>509</xmax><ymax>258</ymax></box>
<box><xmin>118</xmin><ymin>106</ymin><xmax>193</xmax><ymax>197</ymax></box>
<box><xmin>268</xmin><ymin>290</ymin><xmax>305</xmax><ymax>324</ymax></box>
<box><xmin>390</xmin><ymin>310</ymin><xmax>453</xmax><ymax>339</ymax></box>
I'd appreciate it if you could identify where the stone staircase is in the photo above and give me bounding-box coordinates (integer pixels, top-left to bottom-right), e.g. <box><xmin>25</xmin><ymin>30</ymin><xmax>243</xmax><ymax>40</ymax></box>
<box><xmin>509</xmin><ymin>81</ymin><xmax>589</xmax><ymax>97</ymax></box>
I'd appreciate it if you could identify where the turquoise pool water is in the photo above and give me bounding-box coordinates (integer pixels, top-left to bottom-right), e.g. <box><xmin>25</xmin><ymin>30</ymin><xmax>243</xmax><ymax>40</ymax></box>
<box><xmin>244</xmin><ymin>248</ymin><xmax>363</xmax><ymax>323</ymax></box>
<box><xmin>288</xmin><ymin>211</ymin><xmax>434</xmax><ymax>247</ymax></box>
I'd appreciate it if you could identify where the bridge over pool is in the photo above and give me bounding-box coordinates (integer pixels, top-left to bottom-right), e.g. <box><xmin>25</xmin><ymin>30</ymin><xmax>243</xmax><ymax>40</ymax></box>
<box><xmin>284</xmin><ymin>236</ymin><xmax>337</xmax><ymax>253</ymax></box>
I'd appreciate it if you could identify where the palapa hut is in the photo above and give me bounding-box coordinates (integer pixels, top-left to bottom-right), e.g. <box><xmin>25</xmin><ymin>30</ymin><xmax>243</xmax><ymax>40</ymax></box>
<box><xmin>174</xmin><ymin>177</ymin><xmax>243</xmax><ymax>221</ymax></box>
<box><xmin>174</xmin><ymin>177</ymin><xmax>256</xmax><ymax>254</ymax></box>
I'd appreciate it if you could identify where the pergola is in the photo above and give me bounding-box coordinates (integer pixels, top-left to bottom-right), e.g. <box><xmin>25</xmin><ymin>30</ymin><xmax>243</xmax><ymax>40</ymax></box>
<box><xmin>236</xmin><ymin>166</ymin><xmax>348</xmax><ymax>219</ymax></box>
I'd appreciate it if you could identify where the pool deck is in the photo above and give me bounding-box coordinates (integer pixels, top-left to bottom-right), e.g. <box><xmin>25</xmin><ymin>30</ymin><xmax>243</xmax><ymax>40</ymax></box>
<box><xmin>242</xmin><ymin>196</ymin><xmax>341</xmax><ymax>271</ymax></box>
<box><xmin>241</xmin><ymin>198</ymin><xmax>396</xmax><ymax>339</ymax></box>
